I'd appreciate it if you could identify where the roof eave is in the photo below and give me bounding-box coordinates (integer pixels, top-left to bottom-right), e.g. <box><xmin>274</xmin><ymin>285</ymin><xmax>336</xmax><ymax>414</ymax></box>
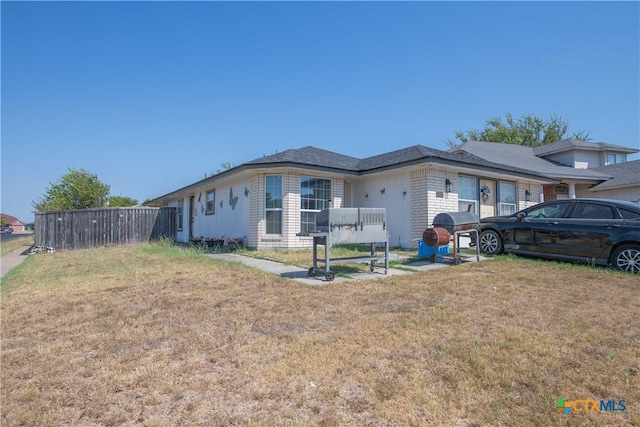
<box><xmin>146</xmin><ymin>162</ymin><xmax>360</xmax><ymax>205</ymax></box>
<box><xmin>588</xmin><ymin>182</ymin><xmax>639</xmax><ymax>192</ymax></box>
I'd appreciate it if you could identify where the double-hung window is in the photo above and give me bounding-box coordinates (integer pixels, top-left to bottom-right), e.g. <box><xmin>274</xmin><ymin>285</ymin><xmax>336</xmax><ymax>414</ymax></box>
<box><xmin>300</xmin><ymin>176</ymin><xmax>331</xmax><ymax>233</ymax></box>
<box><xmin>498</xmin><ymin>181</ymin><xmax>516</xmax><ymax>216</ymax></box>
<box><xmin>458</xmin><ymin>175</ymin><xmax>477</xmax><ymax>215</ymax></box>
<box><xmin>265</xmin><ymin>175</ymin><xmax>282</xmax><ymax>234</ymax></box>
<box><xmin>206</xmin><ymin>190</ymin><xmax>215</xmax><ymax>215</ymax></box>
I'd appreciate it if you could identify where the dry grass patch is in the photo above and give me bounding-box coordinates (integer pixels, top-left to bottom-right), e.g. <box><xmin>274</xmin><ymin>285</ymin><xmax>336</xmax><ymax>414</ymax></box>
<box><xmin>1</xmin><ymin>243</ymin><xmax>638</xmax><ymax>426</ymax></box>
<box><xmin>0</xmin><ymin>235</ymin><xmax>34</xmax><ymax>257</ymax></box>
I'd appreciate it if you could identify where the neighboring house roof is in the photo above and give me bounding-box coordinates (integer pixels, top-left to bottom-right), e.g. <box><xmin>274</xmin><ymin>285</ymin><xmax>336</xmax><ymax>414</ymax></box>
<box><xmin>0</xmin><ymin>213</ymin><xmax>25</xmax><ymax>226</ymax></box>
<box><xmin>588</xmin><ymin>160</ymin><xmax>640</xmax><ymax>191</ymax></box>
<box><xmin>532</xmin><ymin>138</ymin><xmax>639</xmax><ymax>157</ymax></box>
<box><xmin>148</xmin><ymin>144</ymin><xmax>558</xmax><ymax>205</ymax></box>
<box><xmin>451</xmin><ymin>141</ymin><xmax>611</xmax><ymax>180</ymax></box>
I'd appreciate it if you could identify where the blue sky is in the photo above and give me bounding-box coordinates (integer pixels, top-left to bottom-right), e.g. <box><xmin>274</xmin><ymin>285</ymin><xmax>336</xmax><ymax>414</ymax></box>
<box><xmin>2</xmin><ymin>1</ymin><xmax>639</xmax><ymax>223</ymax></box>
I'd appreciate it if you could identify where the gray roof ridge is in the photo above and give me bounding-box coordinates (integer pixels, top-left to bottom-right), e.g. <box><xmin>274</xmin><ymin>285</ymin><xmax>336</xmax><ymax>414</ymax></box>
<box><xmin>533</xmin><ymin>138</ymin><xmax>639</xmax><ymax>156</ymax></box>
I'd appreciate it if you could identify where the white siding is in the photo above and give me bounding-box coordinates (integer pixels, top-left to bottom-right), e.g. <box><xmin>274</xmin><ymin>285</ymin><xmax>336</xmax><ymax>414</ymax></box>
<box><xmin>543</xmin><ymin>150</ymin><xmax>602</xmax><ymax>168</ymax></box>
<box><xmin>351</xmin><ymin>169</ymin><xmax>412</xmax><ymax>248</ymax></box>
<box><xmin>190</xmin><ymin>178</ymin><xmax>251</xmax><ymax>244</ymax></box>
<box><xmin>518</xmin><ymin>182</ymin><xmax>542</xmax><ymax>209</ymax></box>
<box><xmin>576</xmin><ymin>185</ymin><xmax>640</xmax><ymax>203</ymax></box>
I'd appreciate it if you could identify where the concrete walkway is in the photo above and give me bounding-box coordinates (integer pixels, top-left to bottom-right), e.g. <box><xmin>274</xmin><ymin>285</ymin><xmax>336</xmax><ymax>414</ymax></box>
<box><xmin>205</xmin><ymin>252</ymin><xmax>479</xmax><ymax>285</ymax></box>
<box><xmin>1</xmin><ymin>245</ymin><xmax>33</xmax><ymax>279</ymax></box>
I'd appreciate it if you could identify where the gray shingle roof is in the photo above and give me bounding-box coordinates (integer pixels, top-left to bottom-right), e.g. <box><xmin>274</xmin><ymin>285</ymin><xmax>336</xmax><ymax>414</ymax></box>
<box><xmin>245</xmin><ymin>146</ymin><xmax>361</xmax><ymax>171</ymax></box>
<box><xmin>247</xmin><ymin>145</ymin><xmax>556</xmax><ymax>180</ymax></box>
<box><xmin>451</xmin><ymin>140</ymin><xmax>610</xmax><ymax>180</ymax></box>
<box><xmin>533</xmin><ymin>138</ymin><xmax>639</xmax><ymax>156</ymax></box>
<box><xmin>147</xmin><ymin>144</ymin><xmax>559</xmax><ymax>204</ymax></box>
<box><xmin>588</xmin><ymin>160</ymin><xmax>640</xmax><ymax>191</ymax></box>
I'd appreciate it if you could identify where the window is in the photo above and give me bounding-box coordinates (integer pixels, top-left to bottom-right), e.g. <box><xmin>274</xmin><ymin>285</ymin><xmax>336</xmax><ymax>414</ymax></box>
<box><xmin>176</xmin><ymin>199</ymin><xmax>183</xmax><ymax>231</ymax></box>
<box><xmin>300</xmin><ymin>176</ymin><xmax>332</xmax><ymax>233</ymax></box>
<box><xmin>458</xmin><ymin>175</ymin><xmax>477</xmax><ymax>215</ymax></box>
<box><xmin>619</xmin><ymin>208</ymin><xmax>640</xmax><ymax>220</ymax></box>
<box><xmin>606</xmin><ymin>153</ymin><xmax>625</xmax><ymax>165</ymax></box>
<box><xmin>498</xmin><ymin>181</ymin><xmax>516</xmax><ymax>216</ymax></box>
<box><xmin>265</xmin><ymin>175</ymin><xmax>282</xmax><ymax>234</ymax></box>
<box><xmin>555</xmin><ymin>184</ymin><xmax>569</xmax><ymax>195</ymax></box>
<box><xmin>206</xmin><ymin>190</ymin><xmax>215</xmax><ymax>215</ymax></box>
<box><xmin>572</xmin><ymin>202</ymin><xmax>616</xmax><ymax>219</ymax></box>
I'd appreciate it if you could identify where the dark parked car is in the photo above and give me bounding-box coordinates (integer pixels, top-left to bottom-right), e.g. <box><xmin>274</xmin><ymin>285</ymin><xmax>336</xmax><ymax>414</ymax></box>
<box><xmin>477</xmin><ymin>199</ymin><xmax>640</xmax><ymax>273</ymax></box>
<box><xmin>0</xmin><ymin>227</ymin><xmax>13</xmax><ymax>235</ymax></box>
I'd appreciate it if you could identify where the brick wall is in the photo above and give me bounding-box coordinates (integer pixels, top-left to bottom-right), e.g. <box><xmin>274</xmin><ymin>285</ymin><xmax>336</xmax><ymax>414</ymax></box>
<box><xmin>410</xmin><ymin>168</ymin><xmax>428</xmax><ymax>247</ymax></box>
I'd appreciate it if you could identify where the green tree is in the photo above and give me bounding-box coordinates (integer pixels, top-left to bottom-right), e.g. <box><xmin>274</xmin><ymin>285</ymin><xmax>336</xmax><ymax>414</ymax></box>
<box><xmin>107</xmin><ymin>196</ymin><xmax>139</xmax><ymax>207</ymax></box>
<box><xmin>32</xmin><ymin>168</ymin><xmax>111</xmax><ymax>212</ymax></box>
<box><xmin>446</xmin><ymin>113</ymin><xmax>591</xmax><ymax>148</ymax></box>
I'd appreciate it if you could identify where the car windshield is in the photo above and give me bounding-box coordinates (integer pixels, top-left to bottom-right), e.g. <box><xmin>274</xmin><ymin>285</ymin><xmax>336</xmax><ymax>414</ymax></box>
<box><xmin>524</xmin><ymin>202</ymin><xmax>570</xmax><ymax>219</ymax></box>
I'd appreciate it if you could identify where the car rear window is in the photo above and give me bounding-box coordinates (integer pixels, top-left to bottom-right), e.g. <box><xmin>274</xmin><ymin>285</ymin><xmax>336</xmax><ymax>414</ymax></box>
<box><xmin>571</xmin><ymin>202</ymin><xmax>617</xmax><ymax>219</ymax></box>
<box><xmin>618</xmin><ymin>208</ymin><xmax>640</xmax><ymax>220</ymax></box>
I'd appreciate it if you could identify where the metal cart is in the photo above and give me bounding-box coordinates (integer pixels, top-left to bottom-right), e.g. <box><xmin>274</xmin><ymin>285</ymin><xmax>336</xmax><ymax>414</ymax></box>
<box><xmin>297</xmin><ymin>208</ymin><xmax>389</xmax><ymax>282</ymax></box>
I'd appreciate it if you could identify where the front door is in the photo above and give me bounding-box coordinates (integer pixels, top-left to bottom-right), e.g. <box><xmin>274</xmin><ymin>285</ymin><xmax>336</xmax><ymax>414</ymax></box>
<box><xmin>189</xmin><ymin>196</ymin><xmax>195</xmax><ymax>239</ymax></box>
<box><xmin>479</xmin><ymin>179</ymin><xmax>496</xmax><ymax>219</ymax></box>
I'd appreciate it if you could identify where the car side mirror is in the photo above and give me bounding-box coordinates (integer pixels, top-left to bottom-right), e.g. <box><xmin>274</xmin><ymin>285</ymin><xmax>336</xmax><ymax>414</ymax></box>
<box><xmin>516</xmin><ymin>212</ymin><xmax>526</xmax><ymax>221</ymax></box>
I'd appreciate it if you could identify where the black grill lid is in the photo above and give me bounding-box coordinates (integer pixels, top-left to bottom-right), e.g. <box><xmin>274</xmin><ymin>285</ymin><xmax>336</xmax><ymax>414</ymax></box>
<box><xmin>432</xmin><ymin>211</ymin><xmax>479</xmax><ymax>233</ymax></box>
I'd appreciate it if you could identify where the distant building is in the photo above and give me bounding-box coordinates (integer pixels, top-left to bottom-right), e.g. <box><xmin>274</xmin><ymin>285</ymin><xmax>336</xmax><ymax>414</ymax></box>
<box><xmin>0</xmin><ymin>213</ymin><xmax>27</xmax><ymax>232</ymax></box>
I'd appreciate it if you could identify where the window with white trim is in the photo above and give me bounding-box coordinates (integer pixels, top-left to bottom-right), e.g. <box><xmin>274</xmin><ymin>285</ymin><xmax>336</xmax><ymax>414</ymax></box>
<box><xmin>498</xmin><ymin>181</ymin><xmax>516</xmax><ymax>216</ymax></box>
<box><xmin>458</xmin><ymin>175</ymin><xmax>477</xmax><ymax>215</ymax></box>
<box><xmin>206</xmin><ymin>190</ymin><xmax>215</xmax><ymax>215</ymax></box>
<box><xmin>300</xmin><ymin>176</ymin><xmax>331</xmax><ymax>233</ymax></box>
<box><xmin>606</xmin><ymin>153</ymin><xmax>625</xmax><ymax>165</ymax></box>
<box><xmin>265</xmin><ymin>175</ymin><xmax>282</xmax><ymax>234</ymax></box>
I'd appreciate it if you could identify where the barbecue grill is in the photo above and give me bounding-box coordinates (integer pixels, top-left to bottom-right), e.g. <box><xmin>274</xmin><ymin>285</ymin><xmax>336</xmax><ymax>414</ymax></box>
<box><xmin>422</xmin><ymin>211</ymin><xmax>480</xmax><ymax>265</ymax></box>
<box><xmin>432</xmin><ymin>211</ymin><xmax>479</xmax><ymax>233</ymax></box>
<box><xmin>297</xmin><ymin>208</ymin><xmax>389</xmax><ymax>281</ymax></box>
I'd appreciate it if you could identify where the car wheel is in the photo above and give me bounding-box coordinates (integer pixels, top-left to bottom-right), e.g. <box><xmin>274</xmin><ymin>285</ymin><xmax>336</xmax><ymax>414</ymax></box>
<box><xmin>479</xmin><ymin>230</ymin><xmax>503</xmax><ymax>255</ymax></box>
<box><xmin>611</xmin><ymin>244</ymin><xmax>640</xmax><ymax>274</ymax></box>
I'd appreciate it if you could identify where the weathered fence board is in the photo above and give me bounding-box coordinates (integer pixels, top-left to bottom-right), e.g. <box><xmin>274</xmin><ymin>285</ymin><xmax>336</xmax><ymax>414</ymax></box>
<box><xmin>35</xmin><ymin>207</ymin><xmax>176</xmax><ymax>250</ymax></box>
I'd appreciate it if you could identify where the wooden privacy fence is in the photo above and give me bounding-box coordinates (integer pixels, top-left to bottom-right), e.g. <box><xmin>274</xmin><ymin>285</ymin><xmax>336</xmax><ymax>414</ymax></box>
<box><xmin>35</xmin><ymin>207</ymin><xmax>176</xmax><ymax>250</ymax></box>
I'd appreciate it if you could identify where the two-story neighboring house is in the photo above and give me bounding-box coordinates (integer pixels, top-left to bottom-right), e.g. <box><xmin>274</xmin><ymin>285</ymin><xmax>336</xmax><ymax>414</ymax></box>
<box><xmin>451</xmin><ymin>139</ymin><xmax>639</xmax><ymax>203</ymax></box>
